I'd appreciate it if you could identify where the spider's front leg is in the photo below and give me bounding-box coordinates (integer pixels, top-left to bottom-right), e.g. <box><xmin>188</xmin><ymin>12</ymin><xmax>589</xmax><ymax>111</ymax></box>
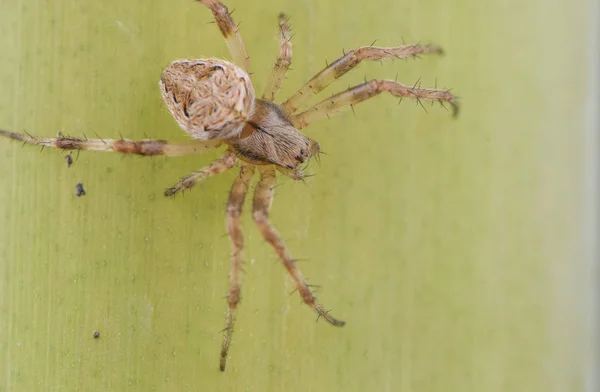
<box><xmin>291</xmin><ymin>79</ymin><xmax>459</xmax><ymax>129</ymax></box>
<box><xmin>281</xmin><ymin>44</ymin><xmax>444</xmax><ymax>114</ymax></box>
<box><xmin>198</xmin><ymin>0</ymin><xmax>250</xmax><ymax>73</ymax></box>
<box><xmin>252</xmin><ymin>167</ymin><xmax>346</xmax><ymax>326</ymax></box>
<box><xmin>220</xmin><ymin>164</ymin><xmax>255</xmax><ymax>372</ymax></box>
<box><xmin>262</xmin><ymin>12</ymin><xmax>293</xmax><ymax>101</ymax></box>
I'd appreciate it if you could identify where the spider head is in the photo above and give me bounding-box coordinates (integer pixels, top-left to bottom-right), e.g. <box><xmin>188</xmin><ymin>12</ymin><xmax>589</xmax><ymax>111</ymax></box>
<box><xmin>160</xmin><ymin>58</ymin><xmax>255</xmax><ymax>141</ymax></box>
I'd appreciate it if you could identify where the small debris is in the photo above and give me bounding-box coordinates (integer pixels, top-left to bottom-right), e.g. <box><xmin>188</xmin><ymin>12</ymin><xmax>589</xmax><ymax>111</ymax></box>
<box><xmin>93</xmin><ymin>331</ymin><xmax>100</xmax><ymax>339</ymax></box>
<box><xmin>65</xmin><ymin>153</ymin><xmax>73</xmax><ymax>168</ymax></box>
<box><xmin>76</xmin><ymin>183</ymin><xmax>86</xmax><ymax>197</ymax></box>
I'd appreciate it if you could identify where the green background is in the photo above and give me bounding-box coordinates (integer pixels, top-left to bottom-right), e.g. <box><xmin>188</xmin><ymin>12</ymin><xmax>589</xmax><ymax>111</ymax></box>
<box><xmin>0</xmin><ymin>0</ymin><xmax>595</xmax><ymax>390</ymax></box>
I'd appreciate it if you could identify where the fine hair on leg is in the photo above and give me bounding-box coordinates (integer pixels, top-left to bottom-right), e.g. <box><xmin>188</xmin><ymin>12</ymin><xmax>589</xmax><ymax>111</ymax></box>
<box><xmin>252</xmin><ymin>166</ymin><xmax>345</xmax><ymax>326</ymax></box>
<box><xmin>291</xmin><ymin>79</ymin><xmax>459</xmax><ymax>129</ymax></box>
<box><xmin>164</xmin><ymin>150</ymin><xmax>237</xmax><ymax>196</ymax></box>
<box><xmin>0</xmin><ymin>129</ymin><xmax>221</xmax><ymax>157</ymax></box>
<box><xmin>198</xmin><ymin>0</ymin><xmax>251</xmax><ymax>73</ymax></box>
<box><xmin>262</xmin><ymin>12</ymin><xmax>293</xmax><ymax>101</ymax></box>
<box><xmin>220</xmin><ymin>164</ymin><xmax>255</xmax><ymax>371</ymax></box>
<box><xmin>281</xmin><ymin>43</ymin><xmax>443</xmax><ymax>114</ymax></box>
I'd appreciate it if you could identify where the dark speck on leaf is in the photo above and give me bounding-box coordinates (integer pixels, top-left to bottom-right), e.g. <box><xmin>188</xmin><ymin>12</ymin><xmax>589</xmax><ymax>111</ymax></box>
<box><xmin>76</xmin><ymin>183</ymin><xmax>86</xmax><ymax>197</ymax></box>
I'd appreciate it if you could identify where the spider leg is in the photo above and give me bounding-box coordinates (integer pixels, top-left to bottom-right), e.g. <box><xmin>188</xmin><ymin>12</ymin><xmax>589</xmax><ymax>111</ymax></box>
<box><xmin>291</xmin><ymin>79</ymin><xmax>459</xmax><ymax>129</ymax></box>
<box><xmin>252</xmin><ymin>167</ymin><xmax>345</xmax><ymax>327</ymax></box>
<box><xmin>198</xmin><ymin>0</ymin><xmax>251</xmax><ymax>73</ymax></box>
<box><xmin>261</xmin><ymin>12</ymin><xmax>292</xmax><ymax>101</ymax></box>
<box><xmin>220</xmin><ymin>163</ymin><xmax>255</xmax><ymax>372</ymax></box>
<box><xmin>164</xmin><ymin>150</ymin><xmax>237</xmax><ymax>196</ymax></box>
<box><xmin>281</xmin><ymin>44</ymin><xmax>443</xmax><ymax>114</ymax></box>
<box><xmin>0</xmin><ymin>129</ymin><xmax>220</xmax><ymax>156</ymax></box>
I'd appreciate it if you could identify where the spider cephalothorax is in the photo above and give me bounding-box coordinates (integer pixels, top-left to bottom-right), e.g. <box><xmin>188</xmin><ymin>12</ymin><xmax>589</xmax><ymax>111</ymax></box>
<box><xmin>0</xmin><ymin>0</ymin><xmax>458</xmax><ymax>371</ymax></box>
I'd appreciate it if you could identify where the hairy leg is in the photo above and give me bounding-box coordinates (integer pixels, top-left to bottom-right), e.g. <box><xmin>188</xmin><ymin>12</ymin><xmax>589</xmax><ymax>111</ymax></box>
<box><xmin>252</xmin><ymin>166</ymin><xmax>345</xmax><ymax>326</ymax></box>
<box><xmin>0</xmin><ymin>130</ymin><xmax>220</xmax><ymax>157</ymax></box>
<box><xmin>198</xmin><ymin>0</ymin><xmax>251</xmax><ymax>73</ymax></box>
<box><xmin>164</xmin><ymin>150</ymin><xmax>237</xmax><ymax>196</ymax></box>
<box><xmin>261</xmin><ymin>13</ymin><xmax>292</xmax><ymax>101</ymax></box>
<box><xmin>281</xmin><ymin>44</ymin><xmax>443</xmax><ymax>114</ymax></box>
<box><xmin>220</xmin><ymin>164</ymin><xmax>255</xmax><ymax>371</ymax></box>
<box><xmin>291</xmin><ymin>79</ymin><xmax>459</xmax><ymax>129</ymax></box>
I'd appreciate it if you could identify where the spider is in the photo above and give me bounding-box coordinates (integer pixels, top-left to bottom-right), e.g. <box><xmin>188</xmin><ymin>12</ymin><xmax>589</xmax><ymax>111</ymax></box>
<box><xmin>0</xmin><ymin>0</ymin><xmax>458</xmax><ymax>371</ymax></box>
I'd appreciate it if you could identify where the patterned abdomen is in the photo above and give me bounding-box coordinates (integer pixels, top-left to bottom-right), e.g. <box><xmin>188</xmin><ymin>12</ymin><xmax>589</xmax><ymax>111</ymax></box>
<box><xmin>160</xmin><ymin>58</ymin><xmax>255</xmax><ymax>140</ymax></box>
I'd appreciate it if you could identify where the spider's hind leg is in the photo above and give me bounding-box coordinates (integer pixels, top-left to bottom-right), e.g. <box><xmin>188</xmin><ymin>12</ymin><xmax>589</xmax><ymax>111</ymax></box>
<box><xmin>0</xmin><ymin>130</ymin><xmax>220</xmax><ymax>157</ymax></box>
<box><xmin>252</xmin><ymin>167</ymin><xmax>345</xmax><ymax>326</ymax></box>
<box><xmin>198</xmin><ymin>0</ymin><xmax>250</xmax><ymax>73</ymax></box>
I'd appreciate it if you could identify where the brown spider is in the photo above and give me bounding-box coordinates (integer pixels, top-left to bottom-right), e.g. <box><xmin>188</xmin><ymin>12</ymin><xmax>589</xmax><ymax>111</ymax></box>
<box><xmin>0</xmin><ymin>0</ymin><xmax>458</xmax><ymax>371</ymax></box>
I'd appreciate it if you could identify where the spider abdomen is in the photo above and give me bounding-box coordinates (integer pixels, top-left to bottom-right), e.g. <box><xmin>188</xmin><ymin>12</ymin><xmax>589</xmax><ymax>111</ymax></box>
<box><xmin>160</xmin><ymin>58</ymin><xmax>255</xmax><ymax>140</ymax></box>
